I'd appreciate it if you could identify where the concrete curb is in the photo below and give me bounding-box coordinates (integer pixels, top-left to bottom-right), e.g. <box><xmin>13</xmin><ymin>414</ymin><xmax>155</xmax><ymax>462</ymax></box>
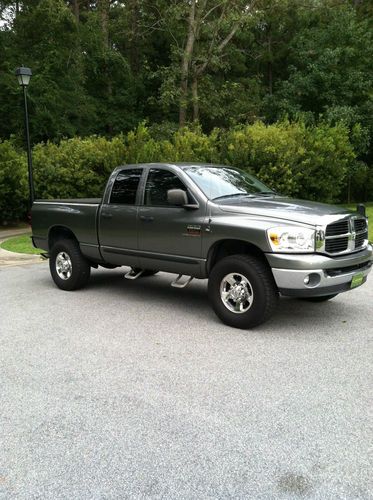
<box><xmin>0</xmin><ymin>232</ymin><xmax>45</xmax><ymax>267</ymax></box>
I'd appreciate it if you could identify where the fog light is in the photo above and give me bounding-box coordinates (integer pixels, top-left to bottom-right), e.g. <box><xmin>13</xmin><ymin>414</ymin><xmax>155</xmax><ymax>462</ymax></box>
<box><xmin>304</xmin><ymin>273</ymin><xmax>321</xmax><ymax>288</ymax></box>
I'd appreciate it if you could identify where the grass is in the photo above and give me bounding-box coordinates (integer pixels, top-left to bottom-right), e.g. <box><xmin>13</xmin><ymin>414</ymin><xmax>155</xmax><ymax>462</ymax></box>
<box><xmin>342</xmin><ymin>202</ymin><xmax>373</xmax><ymax>242</ymax></box>
<box><xmin>0</xmin><ymin>235</ymin><xmax>42</xmax><ymax>255</ymax></box>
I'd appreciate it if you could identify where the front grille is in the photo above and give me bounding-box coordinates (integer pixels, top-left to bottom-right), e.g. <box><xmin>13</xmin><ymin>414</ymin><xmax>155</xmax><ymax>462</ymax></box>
<box><xmin>354</xmin><ymin>218</ymin><xmax>367</xmax><ymax>233</ymax></box>
<box><xmin>325</xmin><ymin>237</ymin><xmax>349</xmax><ymax>253</ymax></box>
<box><xmin>355</xmin><ymin>232</ymin><xmax>368</xmax><ymax>249</ymax></box>
<box><xmin>321</xmin><ymin>216</ymin><xmax>368</xmax><ymax>255</ymax></box>
<box><xmin>325</xmin><ymin>220</ymin><xmax>349</xmax><ymax>236</ymax></box>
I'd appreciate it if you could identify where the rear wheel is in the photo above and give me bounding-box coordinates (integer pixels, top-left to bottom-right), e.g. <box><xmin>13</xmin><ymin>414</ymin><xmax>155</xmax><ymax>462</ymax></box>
<box><xmin>208</xmin><ymin>254</ymin><xmax>278</xmax><ymax>329</ymax></box>
<box><xmin>300</xmin><ymin>294</ymin><xmax>338</xmax><ymax>302</ymax></box>
<box><xmin>50</xmin><ymin>238</ymin><xmax>91</xmax><ymax>291</ymax></box>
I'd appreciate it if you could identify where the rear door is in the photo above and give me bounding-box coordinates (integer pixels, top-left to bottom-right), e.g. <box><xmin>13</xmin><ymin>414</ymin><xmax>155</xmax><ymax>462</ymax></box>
<box><xmin>99</xmin><ymin>167</ymin><xmax>143</xmax><ymax>266</ymax></box>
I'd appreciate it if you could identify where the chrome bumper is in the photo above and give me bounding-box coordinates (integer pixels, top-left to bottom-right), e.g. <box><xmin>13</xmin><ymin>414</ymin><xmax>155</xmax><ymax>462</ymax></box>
<box><xmin>266</xmin><ymin>245</ymin><xmax>373</xmax><ymax>297</ymax></box>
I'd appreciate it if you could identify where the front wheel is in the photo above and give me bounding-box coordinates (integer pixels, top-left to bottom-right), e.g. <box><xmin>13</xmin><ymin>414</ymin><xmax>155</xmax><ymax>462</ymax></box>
<box><xmin>49</xmin><ymin>238</ymin><xmax>91</xmax><ymax>291</ymax></box>
<box><xmin>208</xmin><ymin>254</ymin><xmax>278</xmax><ymax>329</ymax></box>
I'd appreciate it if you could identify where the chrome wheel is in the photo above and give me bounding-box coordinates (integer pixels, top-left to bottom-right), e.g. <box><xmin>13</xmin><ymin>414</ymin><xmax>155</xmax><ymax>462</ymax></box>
<box><xmin>55</xmin><ymin>252</ymin><xmax>72</xmax><ymax>280</ymax></box>
<box><xmin>220</xmin><ymin>272</ymin><xmax>254</xmax><ymax>314</ymax></box>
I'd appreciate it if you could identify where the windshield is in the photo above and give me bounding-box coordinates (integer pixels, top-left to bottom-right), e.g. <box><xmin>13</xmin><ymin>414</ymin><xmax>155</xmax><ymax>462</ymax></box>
<box><xmin>185</xmin><ymin>166</ymin><xmax>274</xmax><ymax>200</ymax></box>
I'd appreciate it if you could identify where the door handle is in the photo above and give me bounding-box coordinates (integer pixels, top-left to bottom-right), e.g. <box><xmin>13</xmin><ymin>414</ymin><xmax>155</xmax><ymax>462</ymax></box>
<box><xmin>140</xmin><ymin>215</ymin><xmax>154</xmax><ymax>222</ymax></box>
<box><xmin>102</xmin><ymin>213</ymin><xmax>113</xmax><ymax>219</ymax></box>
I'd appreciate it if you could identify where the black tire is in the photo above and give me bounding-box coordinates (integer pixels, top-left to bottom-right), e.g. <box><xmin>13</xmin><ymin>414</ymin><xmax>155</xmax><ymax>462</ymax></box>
<box><xmin>49</xmin><ymin>238</ymin><xmax>91</xmax><ymax>291</ymax></box>
<box><xmin>131</xmin><ymin>268</ymin><xmax>159</xmax><ymax>277</ymax></box>
<box><xmin>208</xmin><ymin>254</ymin><xmax>278</xmax><ymax>329</ymax></box>
<box><xmin>300</xmin><ymin>294</ymin><xmax>338</xmax><ymax>302</ymax></box>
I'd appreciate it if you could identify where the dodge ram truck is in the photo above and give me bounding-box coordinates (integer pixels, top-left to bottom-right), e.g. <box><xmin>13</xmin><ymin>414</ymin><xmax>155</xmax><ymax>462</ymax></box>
<box><xmin>31</xmin><ymin>163</ymin><xmax>372</xmax><ymax>328</ymax></box>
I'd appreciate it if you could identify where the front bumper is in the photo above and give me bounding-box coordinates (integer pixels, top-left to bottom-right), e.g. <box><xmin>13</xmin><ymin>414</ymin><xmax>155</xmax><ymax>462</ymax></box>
<box><xmin>266</xmin><ymin>245</ymin><xmax>373</xmax><ymax>297</ymax></box>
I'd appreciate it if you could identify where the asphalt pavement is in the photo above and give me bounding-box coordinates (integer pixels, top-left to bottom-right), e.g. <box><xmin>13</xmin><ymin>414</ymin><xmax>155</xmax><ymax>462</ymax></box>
<box><xmin>0</xmin><ymin>263</ymin><xmax>372</xmax><ymax>499</ymax></box>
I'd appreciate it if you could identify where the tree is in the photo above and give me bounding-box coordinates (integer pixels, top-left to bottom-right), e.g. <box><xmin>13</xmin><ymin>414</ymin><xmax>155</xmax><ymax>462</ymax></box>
<box><xmin>154</xmin><ymin>0</ymin><xmax>258</xmax><ymax>127</ymax></box>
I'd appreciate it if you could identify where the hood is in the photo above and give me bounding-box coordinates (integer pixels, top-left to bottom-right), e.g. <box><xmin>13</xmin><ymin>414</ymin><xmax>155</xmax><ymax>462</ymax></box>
<box><xmin>216</xmin><ymin>195</ymin><xmax>352</xmax><ymax>226</ymax></box>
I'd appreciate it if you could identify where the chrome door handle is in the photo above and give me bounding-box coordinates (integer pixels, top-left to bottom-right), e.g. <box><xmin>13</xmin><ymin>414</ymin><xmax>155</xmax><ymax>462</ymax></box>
<box><xmin>102</xmin><ymin>213</ymin><xmax>113</xmax><ymax>219</ymax></box>
<box><xmin>140</xmin><ymin>215</ymin><xmax>154</xmax><ymax>222</ymax></box>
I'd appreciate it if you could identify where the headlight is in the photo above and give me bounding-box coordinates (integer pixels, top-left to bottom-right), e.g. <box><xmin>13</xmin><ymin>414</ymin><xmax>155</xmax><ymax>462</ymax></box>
<box><xmin>267</xmin><ymin>226</ymin><xmax>315</xmax><ymax>252</ymax></box>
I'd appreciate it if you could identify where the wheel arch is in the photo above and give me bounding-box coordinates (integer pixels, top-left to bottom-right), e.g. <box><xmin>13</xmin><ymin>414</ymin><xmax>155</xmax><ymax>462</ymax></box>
<box><xmin>206</xmin><ymin>239</ymin><xmax>267</xmax><ymax>275</ymax></box>
<box><xmin>48</xmin><ymin>225</ymin><xmax>78</xmax><ymax>250</ymax></box>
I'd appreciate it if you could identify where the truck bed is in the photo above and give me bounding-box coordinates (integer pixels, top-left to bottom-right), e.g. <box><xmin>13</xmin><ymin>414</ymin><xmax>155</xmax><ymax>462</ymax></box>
<box><xmin>32</xmin><ymin>199</ymin><xmax>102</xmax><ymax>261</ymax></box>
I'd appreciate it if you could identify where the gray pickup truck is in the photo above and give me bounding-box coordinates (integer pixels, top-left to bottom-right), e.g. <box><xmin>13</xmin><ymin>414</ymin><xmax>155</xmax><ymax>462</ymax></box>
<box><xmin>32</xmin><ymin>163</ymin><xmax>372</xmax><ymax>328</ymax></box>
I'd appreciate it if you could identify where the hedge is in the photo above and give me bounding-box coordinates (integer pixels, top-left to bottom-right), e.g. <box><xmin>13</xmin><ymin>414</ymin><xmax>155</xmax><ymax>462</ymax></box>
<box><xmin>0</xmin><ymin>120</ymin><xmax>366</xmax><ymax>224</ymax></box>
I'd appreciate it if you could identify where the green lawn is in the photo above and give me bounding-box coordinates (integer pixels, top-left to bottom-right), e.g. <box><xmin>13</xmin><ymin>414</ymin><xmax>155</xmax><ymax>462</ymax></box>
<box><xmin>0</xmin><ymin>235</ymin><xmax>42</xmax><ymax>255</ymax></box>
<box><xmin>342</xmin><ymin>202</ymin><xmax>373</xmax><ymax>242</ymax></box>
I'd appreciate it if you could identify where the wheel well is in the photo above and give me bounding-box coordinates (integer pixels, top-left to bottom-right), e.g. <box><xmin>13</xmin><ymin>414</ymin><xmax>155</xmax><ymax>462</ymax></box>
<box><xmin>48</xmin><ymin>226</ymin><xmax>78</xmax><ymax>250</ymax></box>
<box><xmin>207</xmin><ymin>239</ymin><xmax>266</xmax><ymax>274</ymax></box>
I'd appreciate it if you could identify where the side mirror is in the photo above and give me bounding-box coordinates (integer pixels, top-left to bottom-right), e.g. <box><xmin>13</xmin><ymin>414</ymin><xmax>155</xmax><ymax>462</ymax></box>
<box><xmin>167</xmin><ymin>189</ymin><xmax>188</xmax><ymax>206</ymax></box>
<box><xmin>357</xmin><ymin>203</ymin><xmax>366</xmax><ymax>217</ymax></box>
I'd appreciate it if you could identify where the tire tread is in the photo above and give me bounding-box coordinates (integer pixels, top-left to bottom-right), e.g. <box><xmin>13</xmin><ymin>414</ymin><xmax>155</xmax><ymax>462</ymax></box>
<box><xmin>208</xmin><ymin>254</ymin><xmax>278</xmax><ymax>328</ymax></box>
<box><xmin>50</xmin><ymin>238</ymin><xmax>90</xmax><ymax>291</ymax></box>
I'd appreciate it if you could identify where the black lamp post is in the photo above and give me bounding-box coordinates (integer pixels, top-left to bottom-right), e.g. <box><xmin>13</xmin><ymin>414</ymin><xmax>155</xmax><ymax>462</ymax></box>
<box><xmin>15</xmin><ymin>66</ymin><xmax>35</xmax><ymax>205</ymax></box>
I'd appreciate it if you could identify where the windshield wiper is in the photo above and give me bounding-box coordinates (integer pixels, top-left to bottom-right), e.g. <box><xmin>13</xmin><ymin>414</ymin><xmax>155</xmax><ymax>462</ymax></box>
<box><xmin>254</xmin><ymin>191</ymin><xmax>276</xmax><ymax>196</ymax></box>
<box><xmin>212</xmin><ymin>193</ymin><xmax>255</xmax><ymax>201</ymax></box>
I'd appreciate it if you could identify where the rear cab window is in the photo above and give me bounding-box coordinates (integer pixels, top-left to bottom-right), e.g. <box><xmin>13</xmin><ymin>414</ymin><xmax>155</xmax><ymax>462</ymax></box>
<box><xmin>110</xmin><ymin>169</ymin><xmax>143</xmax><ymax>205</ymax></box>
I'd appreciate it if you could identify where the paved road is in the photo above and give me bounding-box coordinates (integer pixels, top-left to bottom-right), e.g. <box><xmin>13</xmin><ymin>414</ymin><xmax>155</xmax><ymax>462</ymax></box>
<box><xmin>0</xmin><ymin>263</ymin><xmax>372</xmax><ymax>499</ymax></box>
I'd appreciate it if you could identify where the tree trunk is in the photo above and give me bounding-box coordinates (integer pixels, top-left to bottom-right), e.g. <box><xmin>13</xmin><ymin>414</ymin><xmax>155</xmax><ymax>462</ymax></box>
<box><xmin>98</xmin><ymin>0</ymin><xmax>112</xmax><ymax>133</ymax></box>
<box><xmin>129</xmin><ymin>0</ymin><xmax>140</xmax><ymax>75</ymax></box>
<box><xmin>71</xmin><ymin>0</ymin><xmax>80</xmax><ymax>23</ymax></box>
<box><xmin>267</xmin><ymin>30</ymin><xmax>273</xmax><ymax>95</ymax></box>
<box><xmin>99</xmin><ymin>0</ymin><xmax>110</xmax><ymax>50</ymax></box>
<box><xmin>179</xmin><ymin>1</ymin><xmax>196</xmax><ymax>128</ymax></box>
<box><xmin>192</xmin><ymin>77</ymin><xmax>199</xmax><ymax>122</ymax></box>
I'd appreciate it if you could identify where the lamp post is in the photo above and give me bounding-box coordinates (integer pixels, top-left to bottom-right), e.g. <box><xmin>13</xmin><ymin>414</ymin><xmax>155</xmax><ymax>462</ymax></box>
<box><xmin>15</xmin><ymin>66</ymin><xmax>34</xmax><ymax>205</ymax></box>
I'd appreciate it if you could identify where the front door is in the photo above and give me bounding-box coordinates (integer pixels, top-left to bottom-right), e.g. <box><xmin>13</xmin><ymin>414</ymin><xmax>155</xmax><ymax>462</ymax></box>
<box><xmin>138</xmin><ymin>167</ymin><xmax>206</xmax><ymax>276</ymax></box>
<box><xmin>99</xmin><ymin>168</ymin><xmax>143</xmax><ymax>267</ymax></box>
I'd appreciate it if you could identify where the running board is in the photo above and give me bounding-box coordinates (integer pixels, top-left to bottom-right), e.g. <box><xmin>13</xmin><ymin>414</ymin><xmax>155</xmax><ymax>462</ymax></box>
<box><xmin>171</xmin><ymin>274</ymin><xmax>194</xmax><ymax>289</ymax></box>
<box><xmin>40</xmin><ymin>253</ymin><xmax>49</xmax><ymax>260</ymax></box>
<box><xmin>124</xmin><ymin>269</ymin><xmax>144</xmax><ymax>280</ymax></box>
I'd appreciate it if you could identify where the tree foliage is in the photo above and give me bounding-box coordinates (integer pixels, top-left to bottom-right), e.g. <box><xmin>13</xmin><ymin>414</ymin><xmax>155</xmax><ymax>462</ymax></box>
<box><xmin>0</xmin><ymin>0</ymin><xmax>372</xmax><ymax>211</ymax></box>
<box><xmin>0</xmin><ymin>122</ymin><xmax>358</xmax><ymax>222</ymax></box>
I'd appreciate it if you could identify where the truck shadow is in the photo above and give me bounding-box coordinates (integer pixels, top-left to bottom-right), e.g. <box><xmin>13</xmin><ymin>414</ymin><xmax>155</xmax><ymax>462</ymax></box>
<box><xmin>86</xmin><ymin>269</ymin><xmax>356</xmax><ymax>333</ymax></box>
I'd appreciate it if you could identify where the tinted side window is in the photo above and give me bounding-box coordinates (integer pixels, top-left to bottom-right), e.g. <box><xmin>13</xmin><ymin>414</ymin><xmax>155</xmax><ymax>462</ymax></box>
<box><xmin>110</xmin><ymin>169</ymin><xmax>142</xmax><ymax>204</ymax></box>
<box><xmin>145</xmin><ymin>169</ymin><xmax>188</xmax><ymax>206</ymax></box>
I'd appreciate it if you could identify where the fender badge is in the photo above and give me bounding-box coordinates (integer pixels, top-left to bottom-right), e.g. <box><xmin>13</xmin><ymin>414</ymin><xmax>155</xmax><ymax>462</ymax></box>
<box><xmin>184</xmin><ymin>224</ymin><xmax>201</xmax><ymax>237</ymax></box>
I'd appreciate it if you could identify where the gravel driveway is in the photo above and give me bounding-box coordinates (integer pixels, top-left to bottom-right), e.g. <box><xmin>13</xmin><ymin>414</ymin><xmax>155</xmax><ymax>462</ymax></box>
<box><xmin>0</xmin><ymin>263</ymin><xmax>372</xmax><ymax>499</ymax></box>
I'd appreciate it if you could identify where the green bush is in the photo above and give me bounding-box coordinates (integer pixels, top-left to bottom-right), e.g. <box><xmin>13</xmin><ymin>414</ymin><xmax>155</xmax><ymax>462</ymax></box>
<box><xmin>218</xmin><ymin>122</ymin><xmax>304</xmax><ymax>196</ymax></box>
<box><xmin>123</xmin><ymin>123</ymin><xmax>218</xmax><ymax>164</ymax></box>
<box><xmin>218</xmin><ymin>121</ymin><xmax>355</xmax><ymax>202</ymax></box>
<box><xmin>32</xmin><ymin>135</ymin><xmax>126</xmax><ymax>199</ymax></box>
<box><xmin>0</xmin><ymin>120</ymin><xmax>365</xmax><ymax>224</ymax></box>
<box><xmin>0</xmin><ymin>140</ymin><xmax>28</xmax><ymax>223</ymax></box>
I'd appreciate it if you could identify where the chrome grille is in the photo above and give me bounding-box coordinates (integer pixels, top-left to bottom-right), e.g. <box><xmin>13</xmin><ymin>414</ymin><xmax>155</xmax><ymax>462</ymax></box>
<box><xmin>355</xmin><ymin>232</ymin><xmax>368</xmax><ymax>249</ymax></box>
<box><xmin>325</xmin><ymin>237</ymin><xmax>349</xmax><ymax>253</ymax></box>
<box><xmin>325</xmin><ymin>220</ymin><xmax>349</xmax><ymax>236</ymax></box>
<box><xmin>323</xmin><ymin>216</ymin><xmax>368</xmax><ymax>255</ymax></box>
<box><xmin>354</xmin><ymin>218</ymin><xmax>367</xmax><ymax>233</ymax></box>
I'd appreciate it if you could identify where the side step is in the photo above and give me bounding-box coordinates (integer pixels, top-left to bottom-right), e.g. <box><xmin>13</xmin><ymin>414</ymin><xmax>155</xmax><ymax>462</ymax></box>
<box><xmin>171</xmin><ymin>274</ymin><xmax>194</xmax><ymax>289</ymax></box>
<box><xmin>124</xmin><ymin>269</ymin><xmax>144</xmax><ymax>280</ymax></box>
